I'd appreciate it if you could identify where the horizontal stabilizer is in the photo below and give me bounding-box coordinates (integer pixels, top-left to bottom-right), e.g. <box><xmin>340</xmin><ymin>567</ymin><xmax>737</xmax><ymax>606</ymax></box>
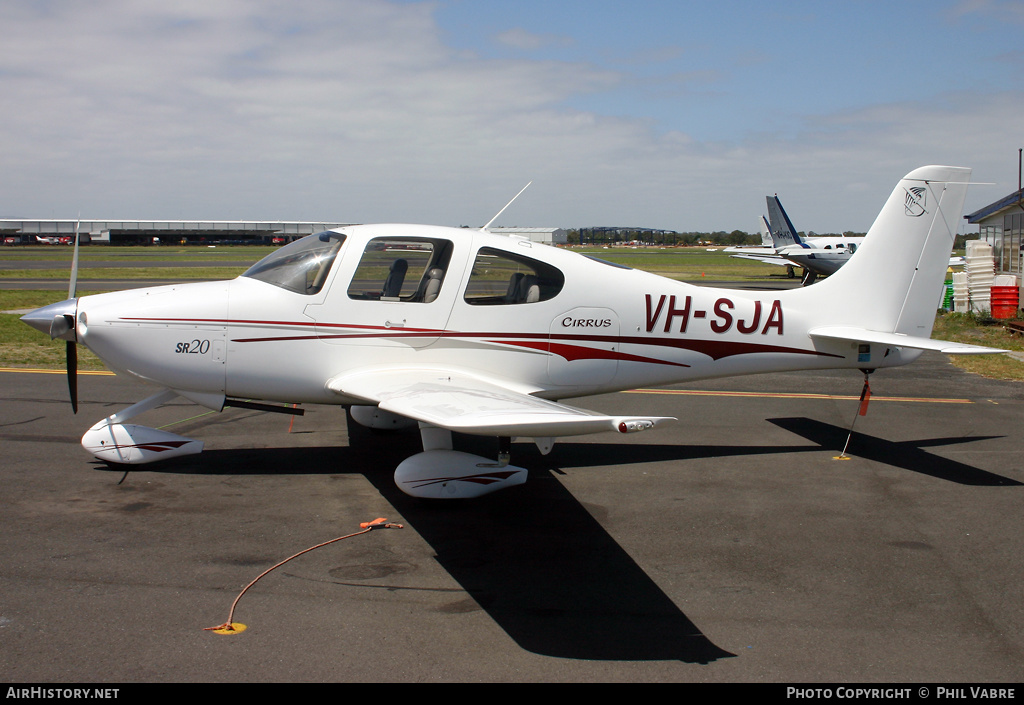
<box><xmin>809</xmin><ymin>326</ymin><xmax>1008</xmax><ymax>355</ymax></box>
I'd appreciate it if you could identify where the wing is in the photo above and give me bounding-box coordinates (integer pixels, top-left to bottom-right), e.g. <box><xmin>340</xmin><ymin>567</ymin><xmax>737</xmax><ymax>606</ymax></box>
<box><xmin>728</xmin><ymin>252</ymin><xmax>790</xmax><ymax>266</ymax></box>
<box><xmin>809</xmin><ymin>326</ymin><xmax>1008</xmax><ymax>355</ymax></box>
<box><xmin>327</xmin><ymin>368</ymin><xmax>675</xmax><ymax>437</ymax></box>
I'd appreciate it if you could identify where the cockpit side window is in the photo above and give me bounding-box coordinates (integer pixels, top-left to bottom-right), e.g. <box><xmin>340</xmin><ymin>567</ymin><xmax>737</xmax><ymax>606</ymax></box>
<box><xmin>242</xmin><ymin>231</ymin><xmax>346</xmax><ymax>295</ymax></box>
<box><xmin>463</xmin><ymin>247</ymin><xmax>564</xmax><ymax>305</ymax></box>
<box><xmin>347</xmin><ymin>237</ymin><xmax>453</xmax><ymax>302</ymax></box>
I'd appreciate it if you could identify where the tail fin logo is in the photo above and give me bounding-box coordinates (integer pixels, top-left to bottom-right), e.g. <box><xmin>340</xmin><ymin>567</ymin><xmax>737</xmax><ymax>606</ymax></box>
<box><xmin>904</xmin><ymin>186</ymin><xmax>927</xmax><ymax>217</ymax></box>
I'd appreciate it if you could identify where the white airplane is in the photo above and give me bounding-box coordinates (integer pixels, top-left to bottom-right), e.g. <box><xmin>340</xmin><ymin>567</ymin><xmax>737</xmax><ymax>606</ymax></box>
<box><xmin>728</xmin><ymin>195</ymin><xmax>865</xmax><ymax>285</ymax></box>
<box><xmin>765</xmin><ymin>195</ymin><xmax>866</xmax><ymax>285</ymax></box>
<box><xmin>734</xmin><ymin>194</ymin><xmax>964</xmax><ymax>285</ymax></box>
<box><xmin>21</xmin><ymin>165</ymin><xmax>1004</xmax><ymax>499</ymax></box>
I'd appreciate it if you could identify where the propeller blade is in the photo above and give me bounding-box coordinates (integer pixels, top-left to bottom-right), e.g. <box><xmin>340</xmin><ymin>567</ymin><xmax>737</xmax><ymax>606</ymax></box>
<box><xmin>21</xmin><ymin>219</ymin><xmax>82</xmax><ymax>414</ymax></box>
<box><xmin>68</xmin><ymin>219</ymin><xmax>80</xmax><ymax>300</ymax></box>
<box><xmin>67</xmin><ymin>219</ymin><xmax>81</xmax><ymax>413</ymax></box>
<box><xmin>66</xmin><ymin>340</ymin><xmax>78</xmax><ymax>414</ymax></box>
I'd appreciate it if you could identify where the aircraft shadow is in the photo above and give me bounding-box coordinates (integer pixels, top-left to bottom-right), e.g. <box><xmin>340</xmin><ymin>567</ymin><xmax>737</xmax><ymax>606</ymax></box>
<box><xmin>767</xmin><ymin>417</ymin><xmax>1019</xmax><ymax>486</ymax></box>
<box><xmin>124</xmin><ymin>428</ymin><xmax>733</xmax><ymax>663</ymax></box>
<box><xmin>98</xmin><ymin>412</ymin><xmax>1015</xmax><ymax>661</ymax></box>
<box><xmin>537</xmin><ymin>439</ymin><xmax>822</xmax><ymax>468</ymax></box>
<box><xmin>366</xmin><ymin>460</ymin><xmax>733</xmax><ymax>662</ymax></box>
<box><xmin>352</xmin><ymin>426</ymin><xmax>734</xmax><ymax>663</ymax></box>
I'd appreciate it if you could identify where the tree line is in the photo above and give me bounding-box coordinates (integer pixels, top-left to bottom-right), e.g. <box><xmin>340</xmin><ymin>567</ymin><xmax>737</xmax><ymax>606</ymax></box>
<box><xmin>567</xmin><ymin>228</ymin><xmax>867</xmax><ymax>246</ymax></box>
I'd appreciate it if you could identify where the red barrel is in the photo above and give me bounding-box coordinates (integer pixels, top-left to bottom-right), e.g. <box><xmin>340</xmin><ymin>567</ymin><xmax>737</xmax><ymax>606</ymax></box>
<box><xmin>990</xmin><ymin>285</ymin><xmax>1019</xmax><ymax>319</ymax></box>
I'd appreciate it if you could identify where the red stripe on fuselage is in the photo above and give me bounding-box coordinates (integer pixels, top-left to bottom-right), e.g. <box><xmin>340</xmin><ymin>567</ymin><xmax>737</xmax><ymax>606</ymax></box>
<box><xmin>117</xmin><ymin>317</ymin><xmax>841</xmax><ymax>361</ymax></box>
<box><xmin>494</xmin><ymin>340</ymin><xmax>690</xmax><ymax>368</ymax></box>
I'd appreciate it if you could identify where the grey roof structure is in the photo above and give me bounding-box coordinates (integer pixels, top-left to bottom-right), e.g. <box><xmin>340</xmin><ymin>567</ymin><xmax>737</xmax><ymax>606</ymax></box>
<box><xmin>487</xmin><ymin>226</ymin><xmax>567</xmax><ymax>244</ymax></box>
<box><xmin>0</xmin><ymin>219</ymin><xmax>351</xmax><ymax>243</ymax></box>
<box><xmin>965</xmin><ymin>189</ymin><xmax>1024</xmax><ymax>224</ymax></box>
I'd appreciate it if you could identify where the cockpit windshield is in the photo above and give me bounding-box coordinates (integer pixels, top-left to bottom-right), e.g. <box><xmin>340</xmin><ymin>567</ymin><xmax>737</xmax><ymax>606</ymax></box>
<box><xmin>242</xmin><ymin>231</ymin><xmax>346</xmax><ymax>295</ymax></box>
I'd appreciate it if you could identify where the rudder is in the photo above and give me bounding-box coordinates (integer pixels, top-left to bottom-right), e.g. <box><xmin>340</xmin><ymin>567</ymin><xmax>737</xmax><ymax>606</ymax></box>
<box><xmin>807</xmin><ymin>165</ymin><xmax>970</xmax><ymax>338</ymax></box>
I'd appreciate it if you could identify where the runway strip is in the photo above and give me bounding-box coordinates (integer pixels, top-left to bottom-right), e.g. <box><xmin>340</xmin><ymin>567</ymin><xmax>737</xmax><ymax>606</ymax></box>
<box><xmin>0</xmin><ymin>367</ymin><xmax>115</xmax><ymax>376</ymax></box>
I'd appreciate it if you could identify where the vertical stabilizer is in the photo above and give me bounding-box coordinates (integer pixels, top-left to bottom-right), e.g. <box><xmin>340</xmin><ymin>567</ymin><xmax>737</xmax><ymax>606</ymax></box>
<box><xmin>758</xmin><ymin>216</ymin><xmax>772</xmax><ymax>246</ymax></box>
<box><xmin>766</xmin><ymin>195</ymin><xmax>801</xmax><ymax>247</ymax></box>
<box><xmin>806</xmin><ymin>166</ymin><xmax>970</xmax><ymax>338</ymax></box>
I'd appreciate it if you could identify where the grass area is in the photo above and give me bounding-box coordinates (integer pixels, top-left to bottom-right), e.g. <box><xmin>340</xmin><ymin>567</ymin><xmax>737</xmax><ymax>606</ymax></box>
<box><xmin>2</xmin><ymin>246</ymin><xmax>1021</xmax><ymax>380</ymax></box>
<box><xmin>1</xmin><ymin>245</ymin><xmax>782</xmax><ymax>282</ymax></box>
<box><xmin>0</xmin><ymin>266</ymin><xmax>250</xmax><ymax>280</ymax></box>
<box><xmin>0</xmin><ymin>317</ymin><xmax>106</xmax><ymax>371</ymax></box>
<box><xmin>0</xmin><ymin>290</ymin><xmax>109</xmax><ymax>369</ymax></box>
<box><xmin>575</xmin><ymin>246</ymin><xmax>786</xmax><ymax>281</ymax></box>
<box><xmin>930</xmin><ymin>311</ymin><xmax>1024</xmax><ymax>381</ymax></box>
<box><xmin>0</xmin><ymin>245</ymin><xmax>265</xmax><ymax>282</ymax></box>
<box><xmin>0</xmin><ymin>245</ymin><xmax>276</xmax><ymax>260</ymax></box>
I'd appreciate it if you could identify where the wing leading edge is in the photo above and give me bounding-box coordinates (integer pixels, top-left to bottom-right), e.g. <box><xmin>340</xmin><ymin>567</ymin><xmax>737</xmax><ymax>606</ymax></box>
<box><xmin>327</xmin><ymin>368</ymin><xmax>676</xmax><ymax>437</ymax></box>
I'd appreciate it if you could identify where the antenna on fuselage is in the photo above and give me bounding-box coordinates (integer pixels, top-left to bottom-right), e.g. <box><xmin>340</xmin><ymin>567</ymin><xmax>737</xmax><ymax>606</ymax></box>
<box><xmin>482</xmin><ymin>181</ymin><xmax>532</xmax><ymax>231</ymax></box>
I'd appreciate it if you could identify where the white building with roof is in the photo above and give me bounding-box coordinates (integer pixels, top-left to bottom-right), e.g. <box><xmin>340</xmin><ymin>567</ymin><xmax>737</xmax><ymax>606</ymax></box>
<box><xmin>965</xmin><ymin>190</ymin><xmax>1024</xmax><ymax>276</ymax></box>
<box><xmin>487</xmin><ymin>227</ymin><xmax>567</xmax><ymax>245</ymax></box>
<box><xmin>0</xmin><ymin>219</ymin><xmax>350</xmax><ymax>245</ymax></box>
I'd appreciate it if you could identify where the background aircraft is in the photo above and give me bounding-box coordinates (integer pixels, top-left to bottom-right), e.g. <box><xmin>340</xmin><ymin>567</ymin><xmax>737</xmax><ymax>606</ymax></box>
<box><xmin>731</xmin><ymin>194</ymin><xmax>963</xmax><ymax>285</ymax></box>
<box><xmin>728</xmin><ymin>195</ymin><xmax>864</xmax><ymax>285</ymax></box>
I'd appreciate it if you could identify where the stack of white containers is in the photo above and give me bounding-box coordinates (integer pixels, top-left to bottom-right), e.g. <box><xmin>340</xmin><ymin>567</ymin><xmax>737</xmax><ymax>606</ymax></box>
<box><xmin>966</xmin><ymin>240</ymin><xmax>995</xmax><ymax>315</ymax></box>
<box><xmin>952</xmin><ymin>271</ymin><xmax>970</xmax><ymax>312</ymax></box>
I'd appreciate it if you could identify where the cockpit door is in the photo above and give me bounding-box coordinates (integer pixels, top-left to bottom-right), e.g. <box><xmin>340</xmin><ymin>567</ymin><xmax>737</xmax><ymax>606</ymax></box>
<box><xmin>305</xmin><ymin>232</ymin><xmax>468</xmax><ymax>349</ymax></box>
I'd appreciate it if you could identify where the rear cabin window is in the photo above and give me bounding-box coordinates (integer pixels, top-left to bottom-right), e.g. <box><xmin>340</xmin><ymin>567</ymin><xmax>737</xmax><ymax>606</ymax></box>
<box><xmin>463</xmin><ymin>247</ymin><xmax>564</xmax><ymax>305</ymax></box>
<box><xmin>347</xmin><ymin>237</ymin><xmax>454</xmax><ymax>302</ymax></box>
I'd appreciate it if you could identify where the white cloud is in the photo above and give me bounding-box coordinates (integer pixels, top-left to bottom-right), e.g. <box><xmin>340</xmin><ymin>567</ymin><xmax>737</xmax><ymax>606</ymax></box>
<box><xmin>495</xmin><ymin>27</ymin><xmax>574</xmax><ymax>51</ymax></box>
<box><xmin>947</xmin><ymin>0</ymin><xmax>1024</xmax><ymax>24</ymax></box>
<box><xmin>0</xmin><ymin>0</ymin><xmax>1019</xmax><ymax>233</ymax></box>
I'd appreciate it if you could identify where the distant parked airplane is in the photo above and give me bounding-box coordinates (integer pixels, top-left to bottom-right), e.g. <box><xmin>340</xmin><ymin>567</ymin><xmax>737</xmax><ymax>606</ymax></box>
<box><xmin>730</xmin><ymin>194</ymin><xmax>961</xmax><ymax>286</ymax></box>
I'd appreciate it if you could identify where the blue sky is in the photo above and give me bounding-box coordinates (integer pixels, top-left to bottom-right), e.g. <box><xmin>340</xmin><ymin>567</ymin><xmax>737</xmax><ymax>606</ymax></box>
<box><xmin>438</xmin><ymin>1</ymin><xmax>1018</xmax><ymax>134</ymax></box>
<box><xmin>2</xmin><ymin>0</ymin><xmax>1022</xmax><ymax>232</ymax></box>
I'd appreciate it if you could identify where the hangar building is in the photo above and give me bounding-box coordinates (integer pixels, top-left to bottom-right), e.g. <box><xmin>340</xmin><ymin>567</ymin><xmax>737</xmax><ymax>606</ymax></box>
<box><xmin>966</xmin><ymin>190</ymin><xmax>1024</xmax><ymax>278</ymax></box>
<box><xmin>0</xmin><ymin>221</ymin><xmax>567</xmax><ymax>246</ymax></box>
<box><xmin>0</xmin><ymin>220</ymin><xmax>351</xmax><ymax>245</ymax></box>
<box><xmin>488</xmin><ymin>227</ymin><xmax>567</xmax><ymax>245</ymax></box>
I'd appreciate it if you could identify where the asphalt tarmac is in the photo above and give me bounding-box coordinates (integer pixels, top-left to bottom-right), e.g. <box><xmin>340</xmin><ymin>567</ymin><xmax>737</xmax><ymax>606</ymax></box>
<box><xmin>1</xmin><ymin>354</ymin><xmax>1022</xmax><ymax>683</ymax></box>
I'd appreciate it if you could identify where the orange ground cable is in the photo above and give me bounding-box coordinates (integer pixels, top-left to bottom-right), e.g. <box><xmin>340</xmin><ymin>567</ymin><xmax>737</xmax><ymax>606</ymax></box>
<box><xmin>205</xmin><ymin>517</ymin><xmax>403</xmax><ymax>635</ymax></box>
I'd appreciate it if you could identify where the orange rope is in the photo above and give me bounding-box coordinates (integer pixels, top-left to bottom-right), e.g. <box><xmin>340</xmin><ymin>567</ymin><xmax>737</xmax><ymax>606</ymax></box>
<box><xmin>205</xmin><ymin>517</ymin><xmax>403</xmax><ymax>633</ymax></box>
